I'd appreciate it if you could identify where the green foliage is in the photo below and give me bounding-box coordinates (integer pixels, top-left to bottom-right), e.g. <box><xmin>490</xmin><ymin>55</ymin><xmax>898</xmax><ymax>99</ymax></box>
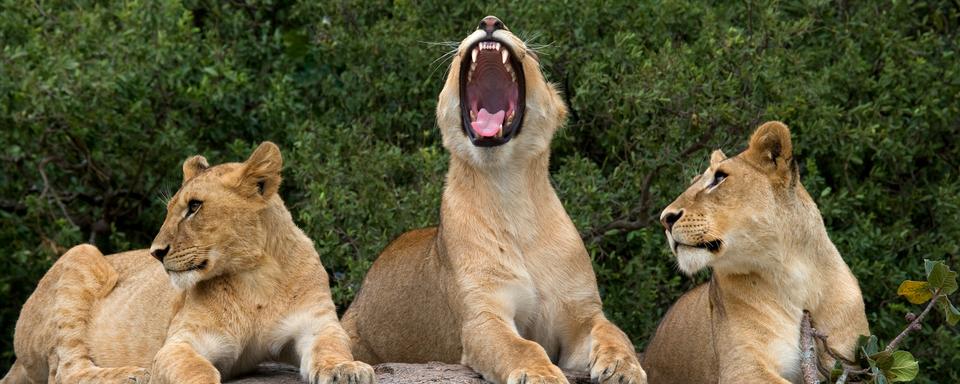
<box><xmin>1</xmin><ymin>1</ymin><xmax>958</xmax><ymax>382</ymax></box>
<box><xmin>841</xmin><ymin>260</ymin><xmax>958</xmax><ymax>383</ymax></box>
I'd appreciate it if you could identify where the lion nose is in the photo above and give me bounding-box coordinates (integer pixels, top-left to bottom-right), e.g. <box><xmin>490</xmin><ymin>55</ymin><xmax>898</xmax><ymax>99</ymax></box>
<box><xmin>660</xmin><ymin>209</ymin><xmax>684</xmax><ymax>232</ymax></box>
<box><xmin>478</xmin><ymin>16</ymin><xmax>506</xmax><ymax>34</ymax></box>
<box><xmin>150</xmin><ymin>244</ymin><xmax>171</xmax><ymax>262</ymax></box>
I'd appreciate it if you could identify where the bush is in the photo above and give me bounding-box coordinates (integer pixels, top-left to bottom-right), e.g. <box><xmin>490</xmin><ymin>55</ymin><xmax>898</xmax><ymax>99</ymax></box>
<box><xmin>1</xmin><ymin>1</ymin><xmax>958</xmax><ymax>381</ymax></box>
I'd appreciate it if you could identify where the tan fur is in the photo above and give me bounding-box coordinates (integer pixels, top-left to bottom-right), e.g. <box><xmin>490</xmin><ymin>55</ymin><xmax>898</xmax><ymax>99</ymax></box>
<box><xmin>4</xmin><ymin>143</ymin><xmax>374</xmax><ymax>384</ymax></box>
<box><xmin>642</xmin><ymin>122</ymin><xmax>870</xmax><ymax>384</ymax></box>
<box><xmin>341</xmin><ymin>17</ymin><xmax>646</xmax><ymax>384</ymax></box>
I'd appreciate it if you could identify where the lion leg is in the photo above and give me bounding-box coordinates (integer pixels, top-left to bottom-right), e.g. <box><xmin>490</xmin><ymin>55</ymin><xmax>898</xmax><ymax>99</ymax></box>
<box><xmin>460</xmin><ymin>297</ymin><xmax>567</xmax><ymax>384</ymax></box>
<box><xmin>150</xmin><ymin>341</ymin><xmax>220</xmax><ymax>384</ymax></box>
<box><xmin>584</xmin><ymin>314</ymin><xmax>647</xmax><ymax>384</ymax></box>
<box><xmin>290</xmin><ymin>307</ymin><xmax>374</xmax><ymax>384</ymax></box>
<box><xmin>49</xmin><ymin>244</ymin><xmax>149</xmax><ymax>384</ymax></box>
<box><xmin>0</xmin><ymin>360</ymin><xmax>29</xmax><ymax>384</ymax></box>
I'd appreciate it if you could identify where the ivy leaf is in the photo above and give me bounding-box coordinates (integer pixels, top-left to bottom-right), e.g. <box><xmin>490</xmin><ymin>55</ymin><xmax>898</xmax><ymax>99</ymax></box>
<box><xmin>897</xmin><ymin>280</ymin><xmax>933</xmax><ymax>304</ymax></box>
<box><xmin>926</xmin><ymin>260</ymin><xmax>958</xmax><ymax>295</ymax></box>
<box><xmin>936</xmin><ymin>296</ymin><xmax>960</xmax><ymax>326</ymax></box>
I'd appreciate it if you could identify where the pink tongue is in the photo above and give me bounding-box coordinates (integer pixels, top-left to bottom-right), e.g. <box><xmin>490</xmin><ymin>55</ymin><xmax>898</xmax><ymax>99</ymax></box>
<box><xmin>471</xmin><ymin>108</ymin><xmax>504</xmax><ymax>137</ymax></box>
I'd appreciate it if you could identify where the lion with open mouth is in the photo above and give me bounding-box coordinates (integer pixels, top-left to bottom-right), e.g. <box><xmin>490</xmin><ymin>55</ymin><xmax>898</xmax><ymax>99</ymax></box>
<box><xmin>341</xmin><ymin>16</ymin><xmax>646</xmax><ymax>384</ymax></box>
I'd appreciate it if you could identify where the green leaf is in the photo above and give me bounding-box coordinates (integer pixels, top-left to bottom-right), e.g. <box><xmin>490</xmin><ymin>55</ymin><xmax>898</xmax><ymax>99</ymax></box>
<box><xmin>936</xmin><ymin>296</ymin><xmax>960</xmax><ymax>326</ymax></box>
<box><xmin>897</xmin><ymin>280</ymin><xmax>933</xmax><ymax>304</ymax></box>
<box><xmin>861</xmin><ymin>335</ymin><xmax>880</xmax><ymax>357</ymax></box>
<box><xmin>886</xmin><ymin>351</ymin><xmax>919</xmax><ymax>382</ymax></box>
<box><xmin>926</xmin><ymin>260</ymin><xmax>958</xmax><ymax>295</ymax></box>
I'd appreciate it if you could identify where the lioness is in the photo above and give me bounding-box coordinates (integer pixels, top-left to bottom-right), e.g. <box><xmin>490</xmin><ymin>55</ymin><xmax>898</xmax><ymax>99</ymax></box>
<box><xmin>2</xmin><ymin>143</ymin><xmax>374</xmax><ymax>384</ymax></box>
<box><xmin>641</xmin><ymin>122</ymin><xmax>869</xmax><ymax>383</ymax></box>
<box><xmin>341</xmin><ymin>16</ymin><xmax>646</xmax><ymax>384</ymax></box>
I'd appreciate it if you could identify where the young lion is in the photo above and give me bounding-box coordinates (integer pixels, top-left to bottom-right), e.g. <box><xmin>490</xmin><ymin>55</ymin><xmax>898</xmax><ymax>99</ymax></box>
<box><xmin>341</xmin><ymin>16</ymin><xmax>646</xmax><ymax>384</ymax></box>
<box><xmin>641</xmin><ymin>122</ymin><xmax>870</xmax><ymax>383</ymax></box>
<box><xmin>2</xmin><ymin>143</ymin><xmax>374</xmax><ymax>384</ymax></box>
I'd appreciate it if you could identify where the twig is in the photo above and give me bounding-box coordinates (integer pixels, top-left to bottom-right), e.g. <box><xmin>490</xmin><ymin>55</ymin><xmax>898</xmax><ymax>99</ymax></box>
<box><xmin>800</xmin><ymin>311</ymin><xmax>820</xmax><ymax>384</ymax></box>
<box><xmin>885</xmin><ymin>287</ymin><xmax>941</xmax><ymax>353</ymax></box>
<box><xmin>37</xmin><ymin>157</ymin><xmax>78</xmax><ymax>228</ymax></box>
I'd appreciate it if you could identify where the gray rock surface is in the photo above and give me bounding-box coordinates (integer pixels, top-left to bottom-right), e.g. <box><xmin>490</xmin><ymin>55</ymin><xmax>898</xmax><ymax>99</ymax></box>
<box><xmin>227</xmin><ymin>362</ymin><xmax>592</xmax><ymax>384</ymax></box>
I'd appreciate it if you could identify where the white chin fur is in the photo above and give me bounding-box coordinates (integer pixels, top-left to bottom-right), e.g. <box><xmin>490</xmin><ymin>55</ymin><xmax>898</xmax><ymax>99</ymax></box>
<box><xmin>676</xmin><ymin>247</ymin><xmax>713</xmax><ymax>275</ymax></box>
<box><xmin>168</xmin><ymin>270</ymin><xmax>203</xmax><ymax>290</ymax></box>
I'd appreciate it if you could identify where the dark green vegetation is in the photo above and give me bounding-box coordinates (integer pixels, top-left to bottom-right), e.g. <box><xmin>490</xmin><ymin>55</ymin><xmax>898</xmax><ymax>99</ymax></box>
<box><xmin>1</xmin><ymin>1</ymin><xmax>958</xmax><ymax>381</ymax></box>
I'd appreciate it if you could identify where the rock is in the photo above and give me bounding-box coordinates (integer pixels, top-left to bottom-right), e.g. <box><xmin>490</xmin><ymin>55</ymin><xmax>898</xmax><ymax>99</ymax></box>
<box><xmin>227</xmin><ymin>362</ymin><xmax>592</xmax><ymax>383</ymax></box>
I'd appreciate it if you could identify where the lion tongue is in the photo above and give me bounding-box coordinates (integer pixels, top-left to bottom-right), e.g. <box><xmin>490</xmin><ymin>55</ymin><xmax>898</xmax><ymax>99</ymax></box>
<box><xmin>471</xmin><ymin>108</ymin><xmax>504</xmax><ymax>137</ymax></box>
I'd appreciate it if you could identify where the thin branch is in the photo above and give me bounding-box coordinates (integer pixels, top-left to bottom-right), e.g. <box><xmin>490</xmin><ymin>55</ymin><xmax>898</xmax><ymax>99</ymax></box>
<box><xmin>884</xmin><ymin>287</ymin><xmax>941</xmax><ymax>353</ymax></box>
<box><xmin>37</xmin><ymin>157</ymin><xmax>78</xmax><ymax>228</ymax></box>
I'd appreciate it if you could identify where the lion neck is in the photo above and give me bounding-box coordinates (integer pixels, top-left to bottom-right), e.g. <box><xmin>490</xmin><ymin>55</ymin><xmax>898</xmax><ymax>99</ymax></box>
<box><xmin>197</xmin><ymin>198</ymin><xmax>320</xmax><ymax>295</ymax></box>
<box><xmin>440</xmin><ymin>149</ymin><xmax>565</xmax><ymax>249</ymax></box>
<box><xmin>712</xmin><ymin>197</ymin><xmax>852</xmax><ymax>316</ymax></box>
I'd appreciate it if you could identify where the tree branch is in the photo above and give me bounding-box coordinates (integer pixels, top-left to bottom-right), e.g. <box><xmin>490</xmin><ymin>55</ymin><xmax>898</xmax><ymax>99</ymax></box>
<box><xmin>800</xmin><ymin>311</ymin><xmax>820</xmax><ymax>384</ymax></box>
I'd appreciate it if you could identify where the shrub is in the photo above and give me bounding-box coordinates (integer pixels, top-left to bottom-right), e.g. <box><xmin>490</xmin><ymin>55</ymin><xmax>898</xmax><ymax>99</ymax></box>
<box><xmin>1</xmin><ymin>1</ymin><xmax>957</xmax><ymax>381</ymax></box>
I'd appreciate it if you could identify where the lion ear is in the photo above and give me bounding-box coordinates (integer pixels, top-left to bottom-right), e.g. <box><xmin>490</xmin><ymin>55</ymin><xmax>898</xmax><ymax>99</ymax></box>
<box><xmin>745</xmin><ymin>121</ymin><xmax>794</xmax><ymax>181</ymax></box>
<box><xmin>239</xmin><ymin>142</ymin><xmax>282</xmax><ymax>198</ymax></box>
<box><xmin>182</xmin><ymin>155</ymin><xmax>209</xmax><ymax>184</ymax></box>
<box><xmin>709</xmin><ymin>150</ymin><xmax>727</xmax><ymax>166</ymax></box>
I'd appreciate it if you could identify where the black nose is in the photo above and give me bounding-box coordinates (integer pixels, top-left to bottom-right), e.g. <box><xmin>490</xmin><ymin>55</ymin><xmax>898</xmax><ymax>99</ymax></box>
<box><xmin>478</xmin><ymin>16</ymin><xmax>506</xmax><ymax>34</ymax></box>
<box><xmin>661</xmin><ymin>210</ymin><xmax>683</xmax><ymax>232</ymax></box>
<box><xmin>151</xmin><ymin>245</ymin><xmax>170</xmax><ymax>262</ymax></box>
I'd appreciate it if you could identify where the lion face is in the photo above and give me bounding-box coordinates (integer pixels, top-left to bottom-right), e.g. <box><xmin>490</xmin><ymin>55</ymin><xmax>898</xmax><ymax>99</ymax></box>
<box><xmin>437</xmin><ymin>16</ymin><xmax>567</xmax><ymax>168</ymax></box>
<box><xmin>659</xmin><ymin>122</ymin><xmax>809</xmax><ymax>275</ymax></box>
<box><xmin>149</xmin><ymin>142</ymin><xmax>283</xmax><ymax>290</ymax></box>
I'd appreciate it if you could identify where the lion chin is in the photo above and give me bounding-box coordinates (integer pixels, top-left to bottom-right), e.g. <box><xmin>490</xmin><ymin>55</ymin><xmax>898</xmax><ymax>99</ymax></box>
<box><xmin>674</xmin><ymin>247</ymin><xmax>713</xmax><ymax>276</ymax></box>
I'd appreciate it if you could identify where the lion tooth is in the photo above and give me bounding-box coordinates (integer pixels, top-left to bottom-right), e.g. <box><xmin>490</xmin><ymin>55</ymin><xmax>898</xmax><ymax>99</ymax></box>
<box><xmin>510</xmin><ymin>71</ymin><xmax>516</xmax><ymax>82</ymax></box>
<box><xmin>495</xmin><ymin>42</ymin><xmax>501</xmax><ymax>51</ymax></box>
<box><xmin>471</xmin><ymin>110</ymin><xmax>477</xmax><ymax>120</ymax></box>
<box><xmin>472</xmin><ymin>47</ymin><xmax>478</xmax><ymax>63</ymax></box>
<box><xmin>502</xmin><ymin>49</ymin><xmax>508</xmax><ymax>64</ymax></box>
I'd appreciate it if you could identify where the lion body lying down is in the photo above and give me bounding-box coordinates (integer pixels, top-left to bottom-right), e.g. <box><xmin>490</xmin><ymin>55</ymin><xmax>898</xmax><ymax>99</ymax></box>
<box><xmin>642</xmin><ymin>122</ymin><xmax>869</xmax><ymax>383</ymax></box>
<box><xmin>3</xmin><ymin>143</ymin><xmax>372</xmax><ymax>384</ymax></box>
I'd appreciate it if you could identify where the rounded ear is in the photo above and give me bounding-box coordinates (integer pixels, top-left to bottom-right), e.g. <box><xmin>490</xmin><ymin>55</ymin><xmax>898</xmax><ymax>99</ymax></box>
<box><xmin>745</xmin><ymin>121</ymin><xmax>793</xmax><ymax>178</ymax></box>
<box><xmin>240</xmin><ymin>142</ymin><xmax>283</xmax><ymax>198</ymax></box>
<box><xmin>709</xmin><ymin>149</ymin><xmax>727</xmax><ymax>166</ymax></box>
<box><xmin>182</xmin><ymin>155</ymin><xmax>209</xmax><ymax>184</ymax></box>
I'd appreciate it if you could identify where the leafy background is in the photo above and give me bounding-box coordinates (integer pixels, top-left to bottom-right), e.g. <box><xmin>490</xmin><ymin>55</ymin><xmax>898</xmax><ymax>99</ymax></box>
<box><xmin>1</xmin><ymin>0</ymin><xmax>958</xmax><ymax>381</ymax></box>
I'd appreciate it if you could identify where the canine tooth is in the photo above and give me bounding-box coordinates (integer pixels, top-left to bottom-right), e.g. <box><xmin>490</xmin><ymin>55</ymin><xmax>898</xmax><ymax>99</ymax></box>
<box><xmin>472</xmin><ymin>47</ymin><xmax>478</xmax><ymax>62</ymax></box>
<box><xmin>502</xmin><ymin>49</ymin><xmax>509</xmax><ymax>64</ymax></box>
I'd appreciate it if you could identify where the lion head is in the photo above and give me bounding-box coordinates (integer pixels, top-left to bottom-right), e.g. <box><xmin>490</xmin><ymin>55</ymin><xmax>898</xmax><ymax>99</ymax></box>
<box><xmin>659</xmin><ymin>121</ymin><xmax>821</xmax><ymax>275</ymax></box>
<box><xmin>436</xmin><ymin>16</ymin><xmax>568</xmax><ymax>168</ymax></box>
<box><xmin>149</xmin><ymin>142</ymin><xmax>284</xmax><ymax>290</ymax></box>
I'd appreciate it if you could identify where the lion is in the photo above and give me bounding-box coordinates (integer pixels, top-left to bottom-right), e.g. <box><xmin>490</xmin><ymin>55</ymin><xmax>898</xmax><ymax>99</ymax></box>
<box><xmin>340</xmin><ymin>16</ymin><xmax>646</xmax><ymax>384</ymax></box>
<box><xmin>641</xmin><ymin>122</ymin><xmax>870</xmax><ymax>383</ymax></box>
<box><xmin>1</xmin><ymin>142</ymin><xmax>374</xmax><ymax>384</ymax></box>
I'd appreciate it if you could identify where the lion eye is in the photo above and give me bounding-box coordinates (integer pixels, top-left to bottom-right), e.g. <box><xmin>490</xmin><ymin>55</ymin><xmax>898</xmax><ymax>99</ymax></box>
<box><xmin>708</xmin><ymin>170</ymin><xmax>728</xmax><ymax>188</ymax></box>
<box><xmin>187</xmin><ymin>200</ymin><xmax>202</xmax><ymax>216</ymax></box>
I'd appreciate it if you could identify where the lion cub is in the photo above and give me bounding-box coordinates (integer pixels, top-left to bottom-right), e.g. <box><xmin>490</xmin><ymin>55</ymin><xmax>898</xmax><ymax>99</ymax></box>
<box><xmin>3</xmin><ymin>143</ymin><xmax>374</xmax><ymax>384</ymax></box>
<box><xmin>341</xmin><ymin>16</ymin><xmax>646</xmax><ymax>384</ymax></box>
<box><xmin>642</xmin><ymin>122</ymin><xmax>869</xmax><ymax>383</ymax></box>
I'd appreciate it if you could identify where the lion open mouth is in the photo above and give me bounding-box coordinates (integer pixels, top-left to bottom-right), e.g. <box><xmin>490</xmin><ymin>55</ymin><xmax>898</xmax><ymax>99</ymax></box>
<box><xmin>460</xmin><ymin>39</ymin><xmax>525</xmax><ymax>147</ymax></box>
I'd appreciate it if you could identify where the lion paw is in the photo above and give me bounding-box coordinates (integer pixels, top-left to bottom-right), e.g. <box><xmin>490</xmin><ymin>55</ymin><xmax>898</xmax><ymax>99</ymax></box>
<box><xmin>590</xmin><ymin>348</ymin><xmax>647</xmax><ymax>384</ymax></box>
<box><xmin>64</xmin><ymin>366</ymin><xmax>150</xmax><ymax>384</ymax></box>
<box><xmin>309</xmin><ymin>360</ymin><xmax>375</xmax><ymax>384</ymax></box>
<box><xmin>506</xmin><ymin>364</ymin><xmax>569</xmax><ymax>384</ymax></box>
